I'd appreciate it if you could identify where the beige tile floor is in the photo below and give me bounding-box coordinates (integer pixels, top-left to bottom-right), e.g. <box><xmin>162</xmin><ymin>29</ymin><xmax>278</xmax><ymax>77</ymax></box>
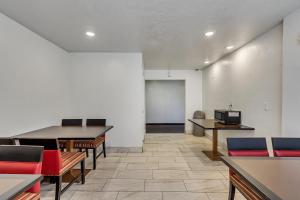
<box><xmin>41</xmin><ymin>134</ymin><xmax>246</xmax><ymax>200</ymax></box>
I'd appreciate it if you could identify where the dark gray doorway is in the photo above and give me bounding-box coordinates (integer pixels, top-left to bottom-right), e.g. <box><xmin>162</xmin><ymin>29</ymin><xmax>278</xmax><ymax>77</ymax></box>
<box><xmin>145</xmin><ymin>80</ymin><xmax>185</xmax><ymax>133</ymax></box>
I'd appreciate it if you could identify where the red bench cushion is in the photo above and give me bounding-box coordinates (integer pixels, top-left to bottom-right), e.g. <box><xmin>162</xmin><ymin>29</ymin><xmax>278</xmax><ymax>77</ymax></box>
<box><xmin>0</xmin><ymin>161</ymin><xmax>42</xmax><ymax>193</ymax></box>
<box><xmin>273</xmin><ymin>150</ymin><xmax>300</xmax><ymax>157</ymax></box>
<box><xmin>41</xmin><ymin>150</ymin><xmax>62</xmax><ymax>176</ymax></box>
<box><xmin>41</xmin><ymin>150</ymin><xmax>85</xmax><ymax>176</ymax></box>
<box><xmin>228</xmin><ymin>150</ymin><xmax>269</xmax><ymax>157</ymax></box>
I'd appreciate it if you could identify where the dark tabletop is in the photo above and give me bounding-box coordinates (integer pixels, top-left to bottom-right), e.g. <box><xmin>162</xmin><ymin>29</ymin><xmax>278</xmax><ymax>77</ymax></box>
<box><xmin>222</xmin><ymin>157</ymin><xmax>300</xmax><ymax>200</ymax></box>
<box><xmin>13</xmin><ymin>126</ymin><xmax>113</xmax><ymax>140</ymax></box>
<box><xmin>0</xmin><ymin>174</ymin><xmax>42</xmax><ymax>200</ymax></box>
<box><xmin>188</xmin><ymin>119</ymin><xmax>254</xmax><ymax>130</ymax></box>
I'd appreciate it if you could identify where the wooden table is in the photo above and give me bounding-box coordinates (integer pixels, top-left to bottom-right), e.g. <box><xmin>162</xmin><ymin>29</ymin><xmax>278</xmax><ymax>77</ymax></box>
<box><xmin>221</xmin><ymin>157</ymin><xmax>300</xmax><ymax>200</ymax></box>
<box><xmin>188</xmin><ymin>119</ymin><xmax>254</xmax><ymax>161</ymax></box>
<box><xmin>0</xmin><ymin>174</ymin><xmax>42</xmax><ymax>200</ymax></box>
<box><xmin>14</xmin><ymin>126</ymin><xmax>113</xmax><ymax>151</ymax></box>
<box><xmin>13</xmin><ymin>126</ymin><xmax>113</xmax><ymax>181</ymax></box>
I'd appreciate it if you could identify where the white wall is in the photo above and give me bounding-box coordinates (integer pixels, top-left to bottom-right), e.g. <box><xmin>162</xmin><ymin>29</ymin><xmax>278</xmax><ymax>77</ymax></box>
<box><xmin>0</xmin><ymin>13</ymin><xmax>145</xmax><ymax>149</ymax></box>
<box><xmin>69</xmin><ymin>53</ymin><xmax>145</xmax><ymax>148</ymax></box>
<box><xmin>203</xmin><ymin>25</ymin><xmax>283</xmax><ymax>146</ymax></box>
<box><xmin>0</xmin><ymin>13</ymin><xmax>71</xmax><ymax>136</ymax></box>
<box><xmin>282</xmin><ymin>8</ymin><xmax>300</xmax><ymax>137</ymax></box>
<box><xmin>146</xmin><ymin>80</ymin><xmax>185</xmax><ymax>124</ymax></box>
<box><xmin>144</xmin><ymin>70</ymin><xmax>203</xmax><ymax>133</ymax></box>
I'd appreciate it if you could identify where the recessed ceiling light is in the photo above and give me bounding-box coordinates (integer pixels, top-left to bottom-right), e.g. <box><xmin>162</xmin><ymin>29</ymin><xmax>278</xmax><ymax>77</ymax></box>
<box><xmin>204</xmin><ymin>60</ymin><xmax>210</xmax><ymax>64</ymax></box>
<box><xmin>85</xmin><ymin>31</ymin><xmax>95</xmax><ymax>37</ymax></box>
<box><xmin>226</xmin><ymin>45</ymin><xmax>234</xmax><ymax>50</ymax></box>
<box><xmin>205</xmin><ymin>31</ymin><xmax>215</xmax><ymax>37</ymax></box>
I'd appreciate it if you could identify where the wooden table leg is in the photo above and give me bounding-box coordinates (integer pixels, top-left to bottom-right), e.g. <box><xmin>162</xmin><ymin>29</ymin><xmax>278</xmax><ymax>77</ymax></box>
<box><xmin>212</xmin><ymin>129</ymin><xmax>218</xmax><ymax>156</ymax></box>
<box><xmin>66</xmin><ymin>140</ymin><xmax>74</xmax><ymax>152</ymax></box>
<box><xmin>202</xmin><ymin>129</ymin><xmax>223</xmax><ymax>161</ymax></box>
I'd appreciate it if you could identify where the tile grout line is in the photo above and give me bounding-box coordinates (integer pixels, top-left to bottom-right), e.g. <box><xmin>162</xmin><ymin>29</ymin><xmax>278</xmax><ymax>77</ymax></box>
<box><xmin>115</xmin><ymin>192</ymin><xmax>120</xmax><ymax>200</ymax></box>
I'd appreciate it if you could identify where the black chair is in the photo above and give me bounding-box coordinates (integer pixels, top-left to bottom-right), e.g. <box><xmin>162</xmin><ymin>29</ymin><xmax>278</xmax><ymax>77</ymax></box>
<box><xmin>86</xmin><ymin>119</ymin><xmax>106</xmax><ymax>126</ymax></box>
<box><xmin>87</xmin><ymin>119</ymin><xmax>107</xmax><ymax>159</ymax></box>
<box><xmin>61</xmin><ymin>119</ymin><xmax>83</xmax><ymax>126</ymax></box>
<box><xmin>272</xmin><ymin>137</ymin><xmax>300</xmax><ymax>157</ymax></box>
<box><xmin>227</xmin><ymin>138</ymin><xmax>269</xmax><ymax>157</ymax></box>
<box><xmin>19</xmin><ymin>138</ymin><xmax>86</xmax><ymax>200</ymax></box>
<box><xmin>73</xmin><ymin>119</ymin><xmax>107</xmax><ymax>170</ymax></box>
<box><xmin>226</xmin><ymin>137</ymin><xmax>269</xmax><ymax>200</ymax></box>
<box><xmin>0</xmin><ymin>138</ymin><xmax>15</xmax><ymax>145</ymax></box>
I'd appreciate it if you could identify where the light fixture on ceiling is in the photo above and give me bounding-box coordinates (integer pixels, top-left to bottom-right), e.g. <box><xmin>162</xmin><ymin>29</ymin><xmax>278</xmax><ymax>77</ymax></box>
<box><xmin>205</xmin><ymin>31</ymin><xmax>215</xmax><ymax>37</ymax></box>
<box><xmin>85</xmin><ymin>31</ymin><xmax>95</xmax><ymax>37</ymax></box>
<box><xmin>204</xmin><ymin>60</ymin><xmax>210</xmax><ymax>65</ymax></box>
<box><xmin>226</xmin><ymin>45</ymin><xmax>234</xmax><ymax>50</ymax></box>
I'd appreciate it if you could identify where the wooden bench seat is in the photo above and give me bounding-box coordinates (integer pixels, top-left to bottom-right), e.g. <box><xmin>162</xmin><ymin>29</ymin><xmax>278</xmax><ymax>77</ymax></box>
<box><xmin>60</xmin><ymin>152</ymin><xmax>86</xmax><ymax>175</ymax></box>
<box><xmin>59</xmin><ymin>119</ymin><xmax>108</xmax><ymax>170</ymax></box>
<box><xmin>15</xmin><ymin>192</ymin><xmax>40</xmax><ymax>200</ymax></box>
<box><xmin>73</xmin><ymin>136</ymin><xmax>104</xmax><ymax>149</ymax></box>
<box><xmin>19</xmin><ymin>139</ymin><xmax>86</xmax><ymax>200</ymax></box>
<box><xmin>59</xmin><ymin>136</ymin><xmax>104</xmax><ymax>170</ymax></box>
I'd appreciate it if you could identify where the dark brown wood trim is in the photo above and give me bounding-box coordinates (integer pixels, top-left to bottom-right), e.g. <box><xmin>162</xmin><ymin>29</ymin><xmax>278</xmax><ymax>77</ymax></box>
<box><xmin>146</xmin><ymin>123</ymin><xmax>185</xmax><ymax>125</ymax></box>
<box><xmin>221</xmin><ymin>157</ymin><xmax>282</xmax><ymax>200</ymax></box>
<box><xmin>188</xmin><ymin>119</ymin><xmax>255</xmax><ymax>130</ymax></box>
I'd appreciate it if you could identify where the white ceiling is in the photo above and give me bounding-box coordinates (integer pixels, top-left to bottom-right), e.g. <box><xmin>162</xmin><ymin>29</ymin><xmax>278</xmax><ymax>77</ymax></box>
<box><xmin>0</xmin><ymin>0</ymin><xmax>300</xmax><ymax>69</ymax></box>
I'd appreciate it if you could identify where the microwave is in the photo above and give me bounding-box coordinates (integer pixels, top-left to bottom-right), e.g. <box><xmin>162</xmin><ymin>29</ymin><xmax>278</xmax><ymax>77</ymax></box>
<box><xmin>214</xmin><ymin>110</ymin><xmax>241</xmax><ymax>125</ymax></box>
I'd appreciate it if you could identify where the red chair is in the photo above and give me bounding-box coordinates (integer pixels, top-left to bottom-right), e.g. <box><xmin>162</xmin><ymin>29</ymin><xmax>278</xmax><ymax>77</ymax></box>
<box><xmin>272</xmin><ymin>138</ymin><xmax>300</xmax><ymax>157</ymax></box>
<box><xmin>226</xmin><ymin>138</ymin><xmax>269</xmax><ymax>200</ymax></box>
<box><xmin>227</xmin><ymin>137</ymin><xmax>269</xmax><ymax>157</ymax></box>
<box><xmin>0</xmin><ymin>145</ymin><xmax>43</xmax><ymax>199</ymax></box>
<box><xmin>19</xmin><ymin>139</ymin><xmax>86</xmax><ymax>200</ymax></box>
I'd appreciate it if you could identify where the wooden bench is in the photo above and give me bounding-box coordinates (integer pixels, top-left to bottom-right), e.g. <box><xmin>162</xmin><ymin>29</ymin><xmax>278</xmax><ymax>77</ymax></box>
<box><xmin>19</xmin><ymin>139</ymin><xmax>86</xmax><ymax>200</ymax></box>
<box><xmin>60</xmin><ymin>119</ymin><xmax>107</xmax><ymax>170</ymax></box>
<box><xmin>16</xmin><ymin>192</ymin><xmax>40</xmax><ymax>200</ymax></box>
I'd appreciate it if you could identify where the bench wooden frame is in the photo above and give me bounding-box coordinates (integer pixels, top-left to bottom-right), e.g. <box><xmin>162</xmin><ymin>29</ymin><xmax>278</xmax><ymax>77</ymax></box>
<box><xmin>229</xmin><ymin>170</ymin><xmax>264</xmax><ymax>200</ymax></box>
<box><xmin>18</xmin><ymin>139</ymin><xmax>86</xmax><ymax>200</ymax></box>
<box><xmin>61</xmin><ymin>119</ymin><xmax>107</xmax><ymax>170</ymax></box>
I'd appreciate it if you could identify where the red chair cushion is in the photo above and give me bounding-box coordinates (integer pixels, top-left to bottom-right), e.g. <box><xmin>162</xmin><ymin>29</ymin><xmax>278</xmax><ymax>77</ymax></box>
<box><xmin>273</xmin><ymin>150</ymin><xmax>300</xmax><ymax>157</ymax></box>
<box><xmin>228</xmin><ymin>150</ymin><xmax>269</xmax><ymax>157</ymax></box>
<box><xmin>0</xmin><ymin>161</ymin><xmax>42</xmax><ymax>193</ymax></box>
<box><xmin>41</xmin><ymin>150</ymin><xmax>62</xmax><ymax>176</ymax></box>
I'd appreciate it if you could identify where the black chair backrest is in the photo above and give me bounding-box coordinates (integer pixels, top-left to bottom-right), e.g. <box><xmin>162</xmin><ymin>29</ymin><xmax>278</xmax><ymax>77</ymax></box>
<box><xmin>227</xmin><ymin>138</ymin><xmax>268</xmax><ymax>150</ymax></box>
<box><xmin>19</xmin><ymin>138</ymin><xmax>59</xmax><ymax>150</ymax></box>
<box><xmin>0</xmin><ymin>138</ymin><xmax>15</xmax><ymax>145</ymax></box>
<box><xmin>0</xmin><ymin>145</ymin><xmax>43</xmax><ymax>162</ymax></box>
<box><xmin>62</xmin><ymin>119</ymin><xmax>82</xmax><ymax>126</ymax></box>
<box><xmin>272</xmin><ymin>138</ymin><xmax>300</xmax><ymax>150</ymax></box>
<box><xmin>86</xmin><ymin>119</ymin><xmax>106</xmax><ymax>126</ymax></box>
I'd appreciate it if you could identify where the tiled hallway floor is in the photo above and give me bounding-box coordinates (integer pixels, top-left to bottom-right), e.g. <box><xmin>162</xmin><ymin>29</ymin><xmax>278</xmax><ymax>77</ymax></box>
<box><xmin>41</xmin><ymin>134</ymin><xmax>246</xmax><ymax>200</ymax></box>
